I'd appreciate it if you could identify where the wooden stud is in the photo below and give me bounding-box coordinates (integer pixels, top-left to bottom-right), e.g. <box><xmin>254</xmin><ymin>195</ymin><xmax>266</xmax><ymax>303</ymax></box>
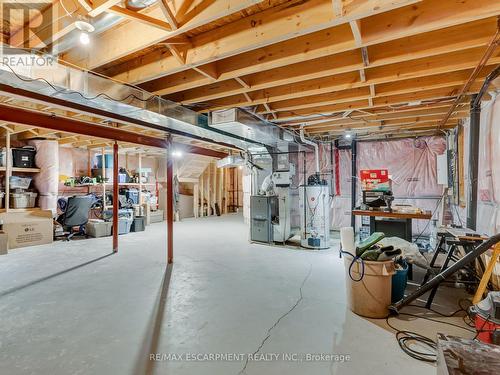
<box><xmin>108</xmin><ymin>6</ymin><xmax>173</xmax><ymax>31</ymax></box>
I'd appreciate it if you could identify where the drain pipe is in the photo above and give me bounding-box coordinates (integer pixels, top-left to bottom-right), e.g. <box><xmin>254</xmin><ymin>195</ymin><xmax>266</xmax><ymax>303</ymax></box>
<box><xmin>467</xmin><ymin>94</ymin><xmax>480</xmax><ymax>230</ymax></box>
<box><xmin>299</xmin><ymin>126</ymin><xmax>320</xmax><ymax>174</ymax></box>
<box><xmin>351</xmin><ymin>140</ymin><xmax>357</xmax><ymax>228</ymax></box>
<box><xmin>467</xmin><ymin>64</ymin><xmax>500</xmax><ymax>230</ymax></box>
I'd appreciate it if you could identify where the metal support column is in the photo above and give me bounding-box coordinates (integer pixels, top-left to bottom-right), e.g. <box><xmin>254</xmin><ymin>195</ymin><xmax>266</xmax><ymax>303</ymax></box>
<box><xmin>467</xmin><ymin>94</ymin><xmax>480</xmax><ymax>230</ymax></box>
<box><xmin>112</xmin><ymin>142</ymin><xmax>119</xmax><ymax>253</ymax></box>
<box><xmin>351</xmin><ymin>140</ymin><xmax>357</xmax><ymax>229</ymax></box>
<box><xmin>166</xmin><ymin>141</ymin><xmax>174</xmax><ymax>264</ymax></box>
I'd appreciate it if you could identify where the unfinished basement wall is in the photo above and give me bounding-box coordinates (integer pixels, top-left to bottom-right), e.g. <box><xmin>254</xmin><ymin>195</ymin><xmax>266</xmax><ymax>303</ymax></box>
<box><xmin>333</xmin><ymin>136</ymin><xmax>447</xmax><ymax>236</ymax></box>
<box><xmin>461</xmin><ymin>93</ymin><xmax>500</xmax><ymax>235</ymax></box>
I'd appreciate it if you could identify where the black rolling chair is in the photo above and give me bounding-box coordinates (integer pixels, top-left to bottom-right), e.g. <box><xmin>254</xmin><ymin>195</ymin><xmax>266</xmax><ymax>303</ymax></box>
<box><xmin>57</xmin><ymin>195</ymin><xmax>94</xmax><ymax>241</ymax></box>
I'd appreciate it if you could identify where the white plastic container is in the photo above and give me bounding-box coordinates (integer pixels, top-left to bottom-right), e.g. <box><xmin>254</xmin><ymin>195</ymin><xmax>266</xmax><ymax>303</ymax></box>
<box><xmin>86</xmin><ymin>220</ymin><xmax>112</xmax><ymax>238</ymax></box>
<box><xmin>150</xmin><ymin>210</ymin><xmax>164</xmax><ymax>223</ymax></box>
<box><xmin>118</xmin><ymin>217</ymin><xmax>133</xmax><ymax>234</ymax></box>
<box><xmin>9</xmin><ymin>176</ymin><xmax>32</xmax><ymax>189</ymax></box>
<box><xmin>10</xmin><ymin>192</ymin><xmax>37</xmax><ymax>208</ymax></box>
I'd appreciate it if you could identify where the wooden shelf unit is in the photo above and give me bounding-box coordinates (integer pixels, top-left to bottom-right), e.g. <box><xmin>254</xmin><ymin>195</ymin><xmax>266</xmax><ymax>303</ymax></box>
<box><xmin>0</xmin><ymin>132</ymin><xmax>42</xmax><ymax>213</ymax></box>
<box><xmin>98</xmin><ymin>149</ymin><xmax>159</xmax><ymax>210</ymax></box>
<box><xmin>0</xmin><ymin>167</ymin><xmax>41</xmax><ymax>173</ymax></box>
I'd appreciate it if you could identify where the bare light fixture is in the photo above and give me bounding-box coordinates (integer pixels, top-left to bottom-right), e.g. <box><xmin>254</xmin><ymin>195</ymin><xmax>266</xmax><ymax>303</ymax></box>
<box><xmin>171</xmin><ymin>150</ymin><xmax>183</xmax><ymax>158</ymax></box>
<box><xmin>126</xmin><ymin>0</ymin><xmax>158</xmax><ymax>11</ymax></box>
<box><xmin>74</xmin><ymin>20</ymin><xmax>95</xmax><ymax>45</ymax></box>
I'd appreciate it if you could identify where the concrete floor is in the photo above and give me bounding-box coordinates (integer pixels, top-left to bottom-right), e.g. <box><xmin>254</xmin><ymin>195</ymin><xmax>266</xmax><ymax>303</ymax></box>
<box><xmin>0</xmin><ymin>214</ymin><xmax>473</xmax><ymax>375</ymax></box>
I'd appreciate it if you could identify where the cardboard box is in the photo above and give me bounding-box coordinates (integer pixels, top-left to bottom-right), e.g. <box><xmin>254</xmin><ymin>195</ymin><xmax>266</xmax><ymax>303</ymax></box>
<box><xmin>0</xmin><ymin>210</ymin><xmax>53</xmax><ymax>249</ymax></box>
<box><xmin>360</xmin><ymin>169</ymin><xmax>391</xmax><ymax>191</ymax></box>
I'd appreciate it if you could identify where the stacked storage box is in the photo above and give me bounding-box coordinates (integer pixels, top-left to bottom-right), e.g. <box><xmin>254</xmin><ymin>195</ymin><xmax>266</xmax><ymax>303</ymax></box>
<box><xmin>86</xmin><ymin>220</ymin><xmax>113</xmax><ymax>238</ymax></box>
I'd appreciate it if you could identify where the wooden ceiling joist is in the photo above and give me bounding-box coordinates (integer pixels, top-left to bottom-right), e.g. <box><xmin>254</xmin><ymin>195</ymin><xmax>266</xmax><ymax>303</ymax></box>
<box><xmin>3</xmin><ymin>0</ymin><xmax>498</xmax><ymax>137</ymax></box>
<box><xmin>108</xmin><ymin>6</ymin><xmax>173</xmax><ymax>31</ymax></box>
<box><xmin>106</xmin><ymin>0</ymin><xmax>427</xmax><ymax>84</ymax></box>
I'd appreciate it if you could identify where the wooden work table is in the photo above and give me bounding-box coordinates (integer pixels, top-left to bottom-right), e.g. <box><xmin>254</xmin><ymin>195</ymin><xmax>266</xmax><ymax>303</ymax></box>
<box><xmin>352</xmin><ymin>209</ymin><xmax>432</xmax><ymax>220</ymax></box>
<box><xmin>353</xmin><ymin>208</ymin><xmax>432</xmax><ymax>247</ymax></box>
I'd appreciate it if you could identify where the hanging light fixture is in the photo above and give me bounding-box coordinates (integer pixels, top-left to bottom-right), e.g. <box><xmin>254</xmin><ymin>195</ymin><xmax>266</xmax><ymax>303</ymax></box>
<box><xmin>126</xmin><ymin>0</ymin><xmax>158</xmax><ymax>11</ymax></box>
<box><xmin>74</xmin><ymin>20</ymin><xmax>95</xmax><ymax>45</ymax></box>
<box><xmin>344</xmin><ymin>130</ymin><xmax>354</xmax><ymax>139</ymax></box>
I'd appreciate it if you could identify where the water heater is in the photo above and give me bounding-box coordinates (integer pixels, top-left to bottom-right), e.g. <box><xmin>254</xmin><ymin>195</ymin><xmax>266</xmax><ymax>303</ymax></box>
<box><xmin>299</xmin><ymin>177</ymin><xmax>330</xmax><ymax>249</ymax></box>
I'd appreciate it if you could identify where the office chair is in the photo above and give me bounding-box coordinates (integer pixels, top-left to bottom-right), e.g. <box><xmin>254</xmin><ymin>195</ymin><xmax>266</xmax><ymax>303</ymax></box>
<box><xmin>56</xmin><ymin>195</ymin><xmax>94</xmax><ymax>241</ymax></box>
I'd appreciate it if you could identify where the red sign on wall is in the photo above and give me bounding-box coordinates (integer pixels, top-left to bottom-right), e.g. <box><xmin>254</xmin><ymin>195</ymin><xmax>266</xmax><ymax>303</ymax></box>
<box><xmin>360</xmin><ymin>169</ymin><xmax>390</xmax><ymax>191</ymax></box>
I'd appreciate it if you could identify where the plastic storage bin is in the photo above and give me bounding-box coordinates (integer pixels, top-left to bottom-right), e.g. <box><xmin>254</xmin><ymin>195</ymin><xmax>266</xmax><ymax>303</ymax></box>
<box><xmin>131</xmin><ymin>217</ymin><xmax>145</xmax><ymax>232</ymax></box>
<box><xmin>12</xmin><ymin>147</ymin><xmax>36</xmax><ymax>168</ymax></box>
<box><xmin>343</xmin><ymin>255</ymin><xmax>396</xmax><ymax>318</ymax></box>
<box><xmin>150</xmin><ymin>210</ymin><xmax>164</xmax><ymax>223</ymax></box>
<box><xmin>120</xmin><ymin>188</ymin><xmax>139</xmax><ymax>205</ymax></box>
<box><xmin>86</xmin><ymin>220</ymin><xmax>112</xmax><ymax>238</ymax></box>
<box><xmin>117</xmin><ymin>217</ymin><xmax>133</xmax><ymax>234</ymax></box>
<box><xmin>9</xmin><ymin>176</ymin><xmax>32</xmax><ymax>189</ymax></box>
<box><xmin>102</xmin><ymin>209</ymin><xmax>133</xmax><ymax>234</ymax></box>
<box><xmin>10</xmin><ymin>192</ymin><xmax>37</xmax><ymax>209</ymax></box>
<box><xmin>0</xmin><ymin>148</ymin><xmax>5</xmax><ymax>167</ymax></box>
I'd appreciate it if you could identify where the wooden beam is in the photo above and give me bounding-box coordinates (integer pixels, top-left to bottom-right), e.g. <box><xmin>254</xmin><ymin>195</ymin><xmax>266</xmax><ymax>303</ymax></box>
<box><xmin>349</xmin><ymin>20</ymin><xmax>362</xmax><ymax>46</ymax></box>
<box><xmin>292</xmin><ymin>107</ymin><xmax>469</xmax><ymax>130</ymax></box>
<box><xmin>273</xmin><ymin>84</ymin><xmax>482</xmax><ymax>122</ymax></box>
<box><xmin>88</xmin><ymin>0</ymin><xmax>123</xmax><ymax>17</ymax></box>
<box><xmin>159</xmin><ymin>0</ymin><xmax>179</xmax><ymax>29</ymax></box>
<box><xmin>108</xmin><ymin>6</ymin><xmax>173</xmax><ymax>31</ymax></box>
<box><xmin>168</xmin><ymin>44</ymin><xmax>187</xmax><ymax>65</ymax></box>
<box><xmin>192</xmin><ymin>48</ymin><xmax>500</xmax><ymax>111</ymax></box>
<box><xmin>193</xmin><ymin>63</ymin><xmax>218</xmax><ymax>80</ymax></box>
<box><xmin>76</xmin><ymin>0</ymin><xmax>93</xmax><ymax>12</ymax></box>
<box><xmin>235</xmin><ymin>77</ymin><xmax>250</xmax><ymax>89</ymax></box>
<box><xmin>62</xmin><ymin>0</ymin><xmax>270</xmax><ymax>69</ymax></box>
<box><xmin>285</xmin><ymin>103</ymin><xmax>467</xmax><ymax>126</ymax></box>
<box><xmin>143</xmin><ymin>17</ymin><xmax>497</xmax><ymax>96</ymax></box>
<box><xmin>9</xmin><ymin>1</ymin><xmax>87</xmax><ymax>48</ymax></box>
<box><xmin>101</xmin><ymin>0</ymin><xmax>419</xmax><ymax>82</ymax></box>
<box><xmin>332</xmin><ymin>0</ymin><xmax>343</xmax><ymax>17</ymax></box>
<box><xmin>0</xmin><ymin>104</ymin><xmax>168</xmax><ymax>148</ymax></box>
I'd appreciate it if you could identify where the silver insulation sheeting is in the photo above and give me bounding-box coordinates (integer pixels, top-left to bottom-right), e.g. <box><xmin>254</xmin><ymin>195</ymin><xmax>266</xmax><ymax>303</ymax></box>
<box><xmin>0</xmin><ymin>51</ymin><xmax>255</xmax><ymax>150</ymax></box>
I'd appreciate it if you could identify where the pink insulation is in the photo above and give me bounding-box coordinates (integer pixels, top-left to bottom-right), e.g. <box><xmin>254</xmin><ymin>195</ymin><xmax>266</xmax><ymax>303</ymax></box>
<box><xmin>357</xmin><ymin>137</ymin><xmax>446</xmax><ymax>197</ymax></box>
<box><xmin>29</xmin><ymin>140</ymin><xmax>59</xmax><ymax>215</ymax></box>
<box><xmin>475</xmin><ymin>94</ymin><xmax>500</xmax><ymax>235</ymax></box>
<box><xmin>58</xmin><ymin>147</ymin><xmax>74</xmax><ymax>177</ymax></box>
<box><xmin>332</xmin><ymin>136</ymin><xmax>446</xmax><ymax>232</ymax></box>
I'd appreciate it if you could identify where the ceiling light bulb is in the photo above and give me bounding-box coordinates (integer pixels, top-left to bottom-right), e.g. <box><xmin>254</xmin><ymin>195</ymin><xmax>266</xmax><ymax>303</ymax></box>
<box><xmin>171</xmin><ymin>150</ymin><xmax>182</xmax><ymax>158</ymax></box>
<box><xmin>80</xmin><ymin>32</ymin><xmax>90</xmax><ymax>45</ymax></box>
<box><xmin>238</xmin><ymin>165</ymin><xmax>243</xmax><ymax>170</ymax></box>
<box><xmin>344</xmin><ymin>133</ymin><xmax>352</xmax><ymax>139</ymax></box>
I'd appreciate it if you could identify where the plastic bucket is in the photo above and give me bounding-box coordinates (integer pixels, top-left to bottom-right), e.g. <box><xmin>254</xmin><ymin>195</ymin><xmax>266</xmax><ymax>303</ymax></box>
<box><xmin>391</xmin><ymin>263</ymin><xmax>409</xmax><ymax>303</ymax></box>
<box><xmin>343</xmin><ymin>254</ymin><xmax>396</xmax><ymax>318</ymax></box>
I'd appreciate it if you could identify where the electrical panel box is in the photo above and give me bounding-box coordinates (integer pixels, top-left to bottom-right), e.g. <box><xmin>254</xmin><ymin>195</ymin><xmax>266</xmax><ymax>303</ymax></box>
<box><xmin>436</xmin><ymin>153</ymin><xmax>449</xmax><ymax>186</ymax></box>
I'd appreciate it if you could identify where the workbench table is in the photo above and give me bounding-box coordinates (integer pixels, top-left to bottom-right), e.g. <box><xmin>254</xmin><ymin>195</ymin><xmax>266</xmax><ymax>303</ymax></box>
<box><xmin>352</xmin><ymin>209</ymin><xmax>432</xmax><ymax>242</ymax></box>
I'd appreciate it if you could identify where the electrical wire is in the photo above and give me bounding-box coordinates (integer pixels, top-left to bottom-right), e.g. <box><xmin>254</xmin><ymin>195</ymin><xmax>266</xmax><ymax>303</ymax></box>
<box><xmin>385</xmin><ymin>304</ymin><xmax>476</xmax><ymax>363</ymax></box>
<box><xmin>339</xmin><ymin>249</ymin><xmax>365</xmax><ymax>282</ymax></box>
<box><xmin>0</xmin><ymin>60</ymin><xmax>158</xmax><ymax>105</ymax></box>
<box><xmin>412</xmin><ymin>192</ymin><xmax>445</xmax><ymax>243</ymax></box>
